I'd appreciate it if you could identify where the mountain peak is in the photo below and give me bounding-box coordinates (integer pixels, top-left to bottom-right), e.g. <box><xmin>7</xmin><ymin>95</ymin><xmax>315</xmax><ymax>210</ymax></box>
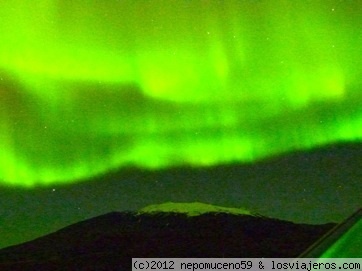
<box><xmin>138</xmin><ymin>201</ymin><xmax>252</xmax><ymax>216</ymax></box>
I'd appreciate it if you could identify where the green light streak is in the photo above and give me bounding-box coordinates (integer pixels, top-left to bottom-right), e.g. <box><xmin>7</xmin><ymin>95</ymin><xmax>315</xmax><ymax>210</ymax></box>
<box><xmin>320</xmin><ymin>218</ymin><xmax>362</xmax><ymax>258</ymax></box>
<box><xmin>0</xmin><ymin>1</ymin><xmax>361</xmax><ymax>187</ymax></box>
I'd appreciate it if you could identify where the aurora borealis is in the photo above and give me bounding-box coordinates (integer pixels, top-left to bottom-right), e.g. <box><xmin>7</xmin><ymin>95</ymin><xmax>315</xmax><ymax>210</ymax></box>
<box><xmin>0</xmin><ymin>0</ymin><xmax>361</xmax><ymax>187</ymax></box>
<box><xmin>0</xmin><ymin>1</ymin><xmax>361</xmax><ymax>251</ymax></box>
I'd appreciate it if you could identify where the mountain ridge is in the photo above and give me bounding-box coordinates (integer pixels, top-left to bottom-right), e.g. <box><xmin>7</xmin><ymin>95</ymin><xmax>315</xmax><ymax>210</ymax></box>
<box><xmin>0</xmin><ymin>205</ymin><xmax>336</xmax><ymax>270</ymax></box>
<box><xmin>138</xmin><ymin>201</ymin><xmax>252</xmax><ymax>216</ymax></box>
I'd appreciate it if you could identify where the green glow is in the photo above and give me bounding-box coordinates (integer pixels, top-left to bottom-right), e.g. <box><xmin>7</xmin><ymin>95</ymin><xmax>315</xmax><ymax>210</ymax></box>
<box><xmin>138</xmin><ymin>202</ymin><xmax>251</xmax><ymax>217</ymax></box>
<box><xmin>0</xmin><ymin>1</ymin><xmax>361</xmax><ymax>187</ymax></box>
<box><xmin>319</xmin><ymin>218</ymin><xmax>362</xmax><ymax>258</ymax></box>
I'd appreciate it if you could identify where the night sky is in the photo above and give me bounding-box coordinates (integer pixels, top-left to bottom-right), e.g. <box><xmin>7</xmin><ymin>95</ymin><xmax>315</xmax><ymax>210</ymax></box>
<box><xmin>0</xmin><ymin>1</ymin><xmax>361</xmax><ymax>249</ymax></box>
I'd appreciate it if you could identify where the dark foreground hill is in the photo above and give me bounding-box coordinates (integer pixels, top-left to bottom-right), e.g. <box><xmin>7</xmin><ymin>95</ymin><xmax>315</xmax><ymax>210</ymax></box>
<box><xmin>0</xmin><ymin>211</ymin><xmax>335</xmax><ymax>270</ymax></box>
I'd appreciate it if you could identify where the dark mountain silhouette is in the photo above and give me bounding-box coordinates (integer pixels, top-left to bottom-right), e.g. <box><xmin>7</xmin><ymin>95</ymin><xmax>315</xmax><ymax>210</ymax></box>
<box><xmin>0</xmin><ymin>208</ymin><xmax>335</xmax><ymax>270</ymax></box>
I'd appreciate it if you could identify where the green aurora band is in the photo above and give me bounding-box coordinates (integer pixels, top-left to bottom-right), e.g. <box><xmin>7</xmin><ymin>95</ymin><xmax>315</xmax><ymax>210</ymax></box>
<box><xmin>0</xmin><ymin>1</ymin><xmax>361</xmax><ymax>187</ymax></box>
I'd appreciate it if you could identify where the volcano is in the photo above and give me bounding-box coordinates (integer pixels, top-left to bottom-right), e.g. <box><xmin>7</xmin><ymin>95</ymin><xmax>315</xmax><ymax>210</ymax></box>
<box><xmin>0</xmin><ymin>203</ymin><xmax>335</xmax><ymax>270</ymax></box>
